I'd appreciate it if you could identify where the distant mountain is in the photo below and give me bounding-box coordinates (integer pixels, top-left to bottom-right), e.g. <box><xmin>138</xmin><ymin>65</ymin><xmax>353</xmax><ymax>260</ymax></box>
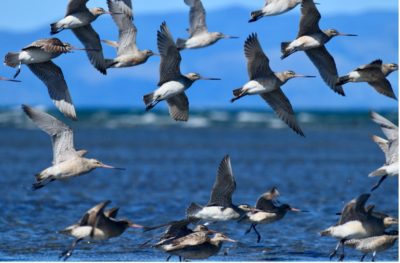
<box><xmin>0</xmin><ymin>7</ymin><xmax>398</xmax><ymax>110</ymax></box>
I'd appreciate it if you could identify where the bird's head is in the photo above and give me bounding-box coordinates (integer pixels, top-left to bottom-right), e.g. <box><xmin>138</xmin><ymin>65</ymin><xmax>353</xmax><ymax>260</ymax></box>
<box><xmin>212</xmin><ymin>233</ymin><xmax>237</xmax><ymax>243</ymax></box>
<box><xmin>214</xmin><ymin>32</ymin><xmax>239</xmax><ymax>40</ymax></box>
<box><xmin>387</xmin><ymin>63</ymin><xmax>398</xmax><ymax>72</ymax></box>
<box><xmin>383</xmin><ymin>216</ymin><xmax>398</xmax><ymax>228</ymax></box>
<box><xmin>279</xmin><ymin>70</ymin><xmax>316</xmax><ymax>83</ymax></box>
<box><xmin>185</xmin><ymin>73</ymin><xmax>221</xmax><ymax>81</ymax></box>
<box><xmin>90</xmin><ymin>7</ymin><xmax>110</xmax><ymax>17</ymax></box>
<box><xmin>88</xmin><ymin>159</ymin><xmax>125</xmax><ymax>170</ymax></box>
<box><xmin>324</xmin><ymin>29</ymin><xmax>357</xmax><ymax>38</ymax></box>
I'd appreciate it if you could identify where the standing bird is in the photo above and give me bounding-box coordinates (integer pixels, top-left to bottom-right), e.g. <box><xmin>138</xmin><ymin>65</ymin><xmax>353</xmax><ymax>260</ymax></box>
<box><xmin>0</xmin><ymin>76</ymin><xmax>20</xmax><ymax>82</ymax></box>
<box><xmin>161</xmin><ymin>231</ymin><xmax>236</xmax><ymax>261</ymax></box>
<box><xmin>22</xmin><ymin>105</ymin><xmax>124</xmax><ymax>190</ymax></box>
<box><xmin>344</xmin><ymin>230</ymin><xmax>398</xmax><ymax>262</ymax></box>
<box><xmin>4</xmin><ymin>38</ymin><xmax>81</xmax><ymax>120</ymax></box>
<box><xmin>143</xmin><ymin>22</ymin><xmax>220</xmax><ymax>121</ymax></box>
<box><xmin>249</xmin><ymin>0</ymin><xmax>302</xmax><ymax>23</ymax></box>
<box><xmin>59</xmin><ymin>200</ymin><xmax>143</xmax><ymax>261</ymax></box>
<box><xmin>51</xmin><ymin>0</ymin><xmax>111</xmax><ymax>74</ymax></box>
<box><xmin>176</xmin><ymin>0</ymin><xmax>238</xmax><ymax>50</ymax></box>
<box><xmin>103</xmin><ymin>0</ymin><xmax>156</xmax><ymax>69</ymax></box>
<box><xmin>336</xmin><ymin>60</ymin><xmax>398</xmax><ymax>100</ymax></box>
<box><xmin>281</xmin><ymin>0</ymin><xmax>356</xmax><ymax>96</ymax></box>
<box><xmin>231</xmin><ymin>33</ymin><xmax>315</xmax><ymax>136</ymax></box>
<box><xmin>320</xmin><ymin>194</ymin><xmax>398</xmax><ymax>261</ymax></box>
<box><xmin>186</xmin><ymin>155</ymin><xmax>244</xmax><ymax>222</ymax></box>
<box><xmin>369</xmin><ymin>111</ymin><xmax>399</xmax><ymax>191</ymax></box>
<box><xmin>238</xmin><ymin>187</ymin><xmax>305</xmax><ymax>243</ymax></box>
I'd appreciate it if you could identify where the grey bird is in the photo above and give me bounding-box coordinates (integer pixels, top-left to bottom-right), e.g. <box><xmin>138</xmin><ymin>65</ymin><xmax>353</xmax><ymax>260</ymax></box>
<box><xmin>238</xmin><ymin>186</ymin><xmax>305</xmax><ymax>243</ymax></box>
<box><xmin>176</xmin><ymin>0</ymin><xmax>238</xmax><ymax>50</ymax></box>
<box><xmin>249</xmin><ymin>0</ymin><xmax>302</xmax><ymax>23</ymax></box>
<box><xmin>231</xmin><ymin>33</ymin><xmax>315</xmax><ymax>136</ymax></box>
<box><xmin>59</xmin><ymin>200</ymin><xmax>143</xmax><ymax>261</ymax></box>
<box><xmin>22</xmin><ymin>105</ymin><xmax>124</xmax><ymax>190</ymax></box>
<box><xmin>161</xmin><ymin>230</ymin><xmax>236</xmax><ymax>261</ymax></box>
<box><xmin>103</xmin><ymin>0</ymin><xmax>156</xmax><ymax>69</ymax></box>
<box><xmin>337</xmin><ymin>60</ymin><xmax>398</xmax><ymax>100</ymax></box>
<box><xmin>320</xmin><ymin>194</ymin><xmax>398</xmax><ymax>261</ymax></box>
<box><xmin>281</xmin><ymin>0</ymin><xmax>356</xmax><ymax>96</ymax></box>
<box><xmin>369</xmin><ymin>111</ymin><xmax>398</xmax><ymax>191</ymax></box>
<box><xmin>344</xmin><ymin>230</ymin><xmax>398</xmax><ymax>262</ymax></box>
<box><xmin>51</xmin><ymin>0</ymin><xmax>111</xmax><ymax>74</ymax></box>
<box><xmin>143</xmin><ymin>22</ymin><xmax>220</xmax><ymax>121</ymax></box>
<box><xmin>186</xmin><ymin>155</ymin><xmax>244</xmax><ymax>222</ymax></box>
<box><xmin>5</xmin><ymin>38</ymin><xmax>81</xmax><ymax>120</ymax></box>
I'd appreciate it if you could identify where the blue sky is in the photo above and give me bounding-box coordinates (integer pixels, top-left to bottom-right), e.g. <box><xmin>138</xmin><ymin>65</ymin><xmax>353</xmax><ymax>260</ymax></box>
<box><xmin>0</xmin><ymin>0</ymin><xmax>398</xmax><ymax>31</ymax></box>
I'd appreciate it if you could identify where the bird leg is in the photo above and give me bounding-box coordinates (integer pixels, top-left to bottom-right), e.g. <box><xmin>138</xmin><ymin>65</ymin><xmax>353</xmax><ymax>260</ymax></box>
<box><xmin>360</xmin><ymin>253</ymin><xmax>367</xmax><ymax>262</ymax></box>
<box><xmin>59</xmin><ymin>238</ymin><xmax>83</xmax><ymax>261</ymax></box>
<box><xmin>245</xmin><ymin>224</ymin><xmax>253</xmax><ymax>235</ymax></box>
<box><xmin>138</xmin><ymin>238</ymin><xmax>153</xmax><ymax>248</ymax></box>
<box><xmin>338</xmin><ymin>239</ymin><xmax>346</xmax><ymax>261</ymax></box>
<box><xmin>13</xmin><ymin>61</ymin><xmax>22</xmax><ymax>79</ymax></box>
<box><xmin>166</xmin><ymin>255</ymin><xmax>171</xmax><ymax>261</ymax></box>
<box><xmin>252</xmin><ymin>224</ymin><xmax>261</xmax><ymax>243</ymax></box>
<box><xmin>371</xmin><ymin>251</ymin><xmax>376</xmax><ymax>262</ymax></box>
<box><xmin>371</xmin><ymin>175</ymin><xmax>387</xmax><ymax>192</ymax></box>
<box><xmin>329</xmin><ymin>240</ymin><xmax>342</xmax><ymax>260</ymax></box>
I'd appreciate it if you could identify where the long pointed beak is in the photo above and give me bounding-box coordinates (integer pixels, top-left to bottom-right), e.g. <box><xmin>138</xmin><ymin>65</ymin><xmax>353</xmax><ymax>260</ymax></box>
<box><xmin>338</xmin><ymin>33</ymin><xmax>357</xmax><ymax>37</ymax></box>
<box><xmin>294</xmin><ymin>74</ymin><xmax>316</xmax><ymax>78</ymax></box>
<box><xmin>152</xmin><ymin>53</ymin><xmax>160</xmax><ymax>56</ymax></box>
<box><xmin>71</xmin><ymin>46</ymin><xmax>100</xmax><ymax>52</ymax></box>
<box><xmin>290</xmin><ymin>207</ymin><xmax>309</xmax><ymax>212</ymax></box>
<box><xmin>225</xmin><ymin>237</ymin><xmax>237</xmax><ymax>243</ymax></box>
<box><xmin>101</xmin><ymin>164</ymin><xmax>126</xmax><ymax>170</ymax></box>
<box><xmin>0</xmin><ymin>77</ymin><xmax>21</xmax><ymax>82</ymax></box>
<box><xmin>201</xmin><ymin>77</ymin><xmax>221</xmax><ymax>80</ymax></box>
<box><xmin>110</xmin><ymin>12</ymin><xmax>124</xmax><ymax>15</ymax></box>
<box><xmin>129</xmin><ymin>223</ymin><xmax>144</xmax><ymax>228</ymax></box>
<box><xmin>224</xmin><ymin>35</ymin><xmax>239</xmax><ymax>39</ymax></box>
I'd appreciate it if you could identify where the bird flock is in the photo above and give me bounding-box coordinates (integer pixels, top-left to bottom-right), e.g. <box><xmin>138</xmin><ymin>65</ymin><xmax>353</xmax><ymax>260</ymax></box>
<box><xmin>0</xmin><ymin>0</ymin><xmax>398</xmax><ymax>261</ymax></box>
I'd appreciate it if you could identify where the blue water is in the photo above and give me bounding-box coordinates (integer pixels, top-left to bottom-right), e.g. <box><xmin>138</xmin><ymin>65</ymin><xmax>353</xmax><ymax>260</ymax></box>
<box><xmin>0</xmin><ymin>109</ymin><xmax>398</xmax><ymax>261</ymax></box>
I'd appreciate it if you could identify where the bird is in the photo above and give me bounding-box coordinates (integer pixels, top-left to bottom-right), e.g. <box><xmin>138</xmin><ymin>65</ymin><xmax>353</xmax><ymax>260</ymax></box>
<box><xmin>51</xmin><ymin>0</ymin><xmax>111</xmax><ymax>74</ymax></box>
<box><xmin>22</xmin><ymin>105</ymin><xmax>125</xmax><ymax>190</ymax></box>
<box><xmin>186</xmin><ymin>155</ymin><xmax>244</xmax><ymax>222</ymax></box>
<box><xmin>336</xmin><ymin>60</ymin><xmax>398</xmax><ymax>100</ymax></box>
<box><xmin>238</xmin><ymin>186</ymin><xmax>306</xmax><ymax>243</ymax></box>
<box><xmin>344</xmin><ymin>230</ymin><xmax>398</xmax><ymax>262</ymax></box>
<box><xmin>0</xmin><ymin>76</ymin><xmax>20</xmax><ymax>82</ymax></box>
<box><xmin>280</xmin><ymin>0</ymin><xmax>356</xmax><ymax>96</ymax></box>
<box><xmin>249</xmin><ymin>0</ymin><xmax>302</xmax><ymax>23</ymax></box>
<box><xmin>143</xmin><ymin>22</ymin><xmax>220</xmax><ymax>121</ymax></box>
<box><xmin>230</xmin><ymin>33</ymin><xmax>315</xmax><ymax>136</ymax></box>
<box><xmin>369</xmin><ymin>111</ymin><xmax>399</xmax><ymax>191</ymax></box>
<box><xmin>4</xmin><ymin>38</ymin><xmax>81</xmax><ymax>120</ymax></box>
<box><xmin>161</xmin><ymin>230</ymin><xmax>236</xmax><ymax>261</ymax></box>
<box><xmin>176</xmin><ymin>0</ymin><xmax>239</xmax><ymax>50</ymax></box>
<box><xmin>320</xmin><ymin>194</ymin><xmax>398</xmax><ymax>261</ymax></box>
<box><xmin>59</xmin><ymin>200</ymin><xmax>143</xmax><ymax>261</ymax></box>
<box><xmin>102</xmin><ymin>0</ymin><xmax>157</xmax><ymax>69</ymax></box>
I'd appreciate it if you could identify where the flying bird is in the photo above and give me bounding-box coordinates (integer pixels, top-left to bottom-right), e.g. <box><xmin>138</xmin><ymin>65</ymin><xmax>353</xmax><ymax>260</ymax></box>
<box><xmin>281</xmin><ymin>0</ymin><xmax>356</xmax><ymax>96</ymax></box>
<box><xmin>186</xmin><ymin>155</ymin><xmax>244</xmax><ymax>222</ymax></box>
<box><xmin>231</xmin><ymin>33</ymin><xmax>315</xmax><ymax>136</ymax></box>
<box><xmin>22</xmin><ymin>105</ymin><xmax>124</xmax><ymax>190</ymax></box>
<box><xmin>103</xmin><ymin>0</ymin><xmax>157</xmax><ymax>69</ymax></box>
<box><xmin>369</xmin><ymin>111</ymin><xmax>399</xmax><ymax>191</ymax></box>
<box><xmin>5</xmin><ymin>38</ymin><xmax>81</xmax><ymax>120</ymax></box>
<box><xmin>249</xmin><ymin>0</ymin><xmax>302</xmax><ymax>23</ymax></box>
<box><xmin>143</xmin><ymin>22</ymin><xmax>220</xmax><ymax>121</ymax></box>
<box><xmin>176</xmin><ymin>0</ymin><xmax>238</xmax><ymax>50</ymax></box>
<box><xmin>336</xmin><ymin>60</ymin><xmax>398</xmax><ymax>100</ymax></box>
<box><xmin>51</xmin><ymin>0</ymin><xmax>111</xmax><ymax>74</ymax></box>
<box><xmin>59</xmin><ymin>200</ymin><xmax>143</xmax><ymax>261</ymax></box>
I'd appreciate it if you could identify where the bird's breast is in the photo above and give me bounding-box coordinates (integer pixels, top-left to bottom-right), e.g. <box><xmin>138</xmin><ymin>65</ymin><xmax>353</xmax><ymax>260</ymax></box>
<box><xmin>195</xmin><ymin>206</ymin><xmax>240</xmax><ymax>221</ymax></box>
<box><xmin>19</xmin><ymin>50</ymin><xmax>58</xmax><ymax>64</ymax></box>
<box><xmin>155</xmin><ymin>81</ymin><xmax>186</xmax><ymax>100</ymax></box>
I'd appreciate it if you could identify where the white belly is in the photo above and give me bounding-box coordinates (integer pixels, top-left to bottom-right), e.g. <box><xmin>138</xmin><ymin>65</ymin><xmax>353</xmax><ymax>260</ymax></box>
<box><xmin>330</xmin><ymin>221</ymin><xmax>368</xmax><ymax>240</ymax></box>
<box><xmin>382</xmin><ymin>162</ymin><xmax>399</xmax><ymax>176</ymax></box>
<box><xmin>154</xmin><ymin>81</ymin><xmax>186</xmax><ymax>100</ymax></box>
<box><xmin>195</xmin><ymin>206</ymin><xmax>240</xmax><ymax>221</ymax></box>
<box><xmin>58</xmin><ymin>13</ymin><xmax>92</xmax><ymax>29</ymax></box>
<box><xmin>69</xmin><ymin>226</ymin><xmax>107</xmax><ymax>240</ymax></box>
<box><xmin>185</xmin><ymin>33</ymin><xmax>215</xmax><ymax>49</ymax></box>
<box><xmin>19</xmin><ymin>50</ymin><xmax>57</xmax><ymax>64</ymax></box>
<box><xmin>263</xmin><ymin>0</ymin><xmax>298</xmax><ymax>16</ymax></box>
<box><xmin>244</xmin><ymin>79</ymin><xmax>275</xmax><ymax>95</ymax></box>
<box><xmin>289</xmin><ymin>35</ymin><xmax>321</xmax><ymax>51</ymax></box>
<box><xmin>246</xmin><ymin>211</ymin><xmax>277</xmax><ymax>224</ymax></box>
<box><xmin>348</xmin><ymin>71</ymin><xmax>363</xmax><ymax>82</ymax></box>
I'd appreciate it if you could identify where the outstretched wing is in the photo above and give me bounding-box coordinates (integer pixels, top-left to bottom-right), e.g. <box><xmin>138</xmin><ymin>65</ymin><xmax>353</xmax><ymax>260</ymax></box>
<box><xmin>244</xmin><ymin>33</ymin><xmax>273</xmax><ymax>80</ymax></box>
<box><xmin>184</xmin><ymin>0</ymin><xmax>208</xmax><ymax>36</ymax></box>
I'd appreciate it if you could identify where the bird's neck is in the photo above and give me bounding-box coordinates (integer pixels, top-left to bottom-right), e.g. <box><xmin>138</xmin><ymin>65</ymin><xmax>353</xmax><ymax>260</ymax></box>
<box><xmin>275</xmin><ymin>72</ymin><xmax>290</xmax><ymax>84</ymax></box>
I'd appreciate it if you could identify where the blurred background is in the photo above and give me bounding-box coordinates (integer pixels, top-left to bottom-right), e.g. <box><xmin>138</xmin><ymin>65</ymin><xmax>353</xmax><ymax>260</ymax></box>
<box><xmin>0</xmin><ymin>0</ymin><xmax>398</xmax><ymax>262</ymax></box>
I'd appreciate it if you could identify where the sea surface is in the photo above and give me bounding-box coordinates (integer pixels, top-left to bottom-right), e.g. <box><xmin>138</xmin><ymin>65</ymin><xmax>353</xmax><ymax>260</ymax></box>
<box><xmin>0</xmin><ymin>109</ymin><xmax>398</xmax><ymax>261</ymax></box>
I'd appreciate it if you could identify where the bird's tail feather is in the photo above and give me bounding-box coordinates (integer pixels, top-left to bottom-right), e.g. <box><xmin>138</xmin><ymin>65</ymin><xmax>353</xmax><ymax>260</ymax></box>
<box><xmin>105</xmin><ymin>59</ymin><xmax>117</xmax><ymax>69</ymax></box>
<box><xmin>186</xmin><ymin>202</ymin><xmax>202</xmax><ymax>218</ymax></box>
<box><xmin>280</xmin><ymin>42</ymin><xmax>293</xmax><ymax>59</ymax></box>
<box><xmin>50</xmin><ymin>22</ymin><xmax>63</xmax><ymax>35</ymax></box>
<box><xmin>319</xmin><ymin>228</ymin><xmax>331</xmax><ymax>237</ymax></box>
<box><xmin>369</xmin><ymin>168</ymin><xmax>387</xmax><ymax>177</ymax></box>
<box><xmin>336</xmin><ymin>75</ymin><xmax>351</xmax><ymax>86</ymax></box>
<box><xmin>249</xmin><ymin>10</ymin><xmax>263</xmax><ymax>23</ymax></box>
<box><xmin>143</xmin><ymin>92</ymin><xmax>155</xmax><ymax>106</ymax></box>
<box><xmin>176</xmin><ymin>38</ymin><xmax>187</xmax><ymax>50</ymax></box>
<box><xmin>233</xmin><ymin>88</ymin><xmax>243</xmax><ymax>97</ymax></box>
<box><xmin>4</xmin><ymin>52</ymin><xmax>20</xmax><ymax>68</ymax></box>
